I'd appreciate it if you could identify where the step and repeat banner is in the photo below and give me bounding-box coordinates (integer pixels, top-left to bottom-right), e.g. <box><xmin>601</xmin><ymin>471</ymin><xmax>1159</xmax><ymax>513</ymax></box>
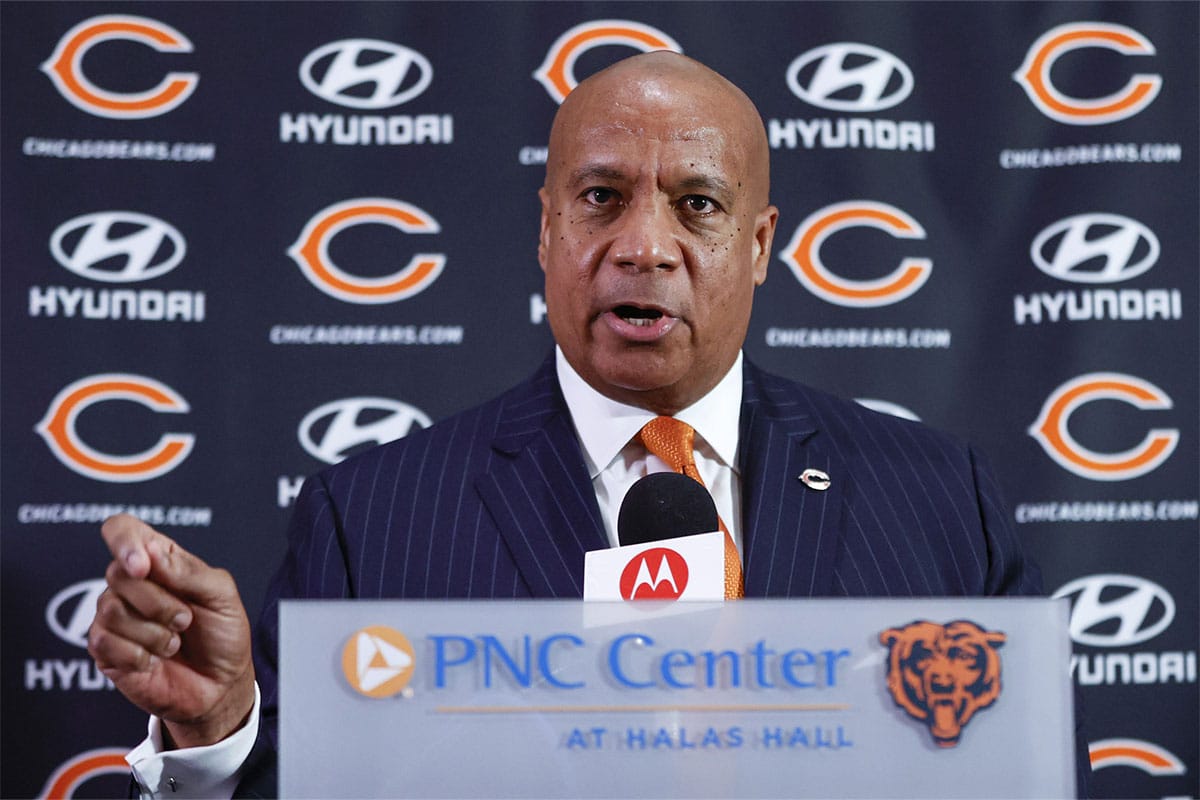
<box><xmin>2</xmin><ymin>3</ymin><xmax>1196</xmax><ymax>798</ymax></box>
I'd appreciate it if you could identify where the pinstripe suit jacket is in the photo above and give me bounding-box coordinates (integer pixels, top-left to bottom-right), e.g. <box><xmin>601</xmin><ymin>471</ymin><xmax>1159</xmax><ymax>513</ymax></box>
<box><xmin>237</xmin><ymin>356</ymin><xmax>1041</xmax><ymax>796</ymax></box>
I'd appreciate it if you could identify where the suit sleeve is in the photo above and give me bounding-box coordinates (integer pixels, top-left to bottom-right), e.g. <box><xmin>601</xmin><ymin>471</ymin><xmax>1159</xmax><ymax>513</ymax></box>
<box><xmin>969</xmin><ymin>445</ymin><xmax>1043</xmax><ymax>597</ymax></box>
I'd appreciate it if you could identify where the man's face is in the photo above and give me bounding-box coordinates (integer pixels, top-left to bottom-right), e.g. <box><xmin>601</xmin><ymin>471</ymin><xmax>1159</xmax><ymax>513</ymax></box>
<box><xmin>539</xmin><ymin>65</ymin><xmax>777</xmax><ymax>414</ymax></box>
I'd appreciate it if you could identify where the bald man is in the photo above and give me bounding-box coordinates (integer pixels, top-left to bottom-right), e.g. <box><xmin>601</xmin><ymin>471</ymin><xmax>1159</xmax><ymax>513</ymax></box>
<box><xmin>91</xmin><ymin>53</ymin><xmax>1040</xmax><ymax>797</ymax></box>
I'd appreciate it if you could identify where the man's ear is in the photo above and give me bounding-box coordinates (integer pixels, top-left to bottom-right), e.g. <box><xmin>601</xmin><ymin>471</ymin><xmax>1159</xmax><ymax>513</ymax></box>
<box><xmin>537</xmin><ymin>187</ymin><xmax>551</xmax><ymax>273</ymax></box>
<box><xmin>751</xmin><ymin>205</ymin><xmax>779</xmax><ymax>286</ymax></box>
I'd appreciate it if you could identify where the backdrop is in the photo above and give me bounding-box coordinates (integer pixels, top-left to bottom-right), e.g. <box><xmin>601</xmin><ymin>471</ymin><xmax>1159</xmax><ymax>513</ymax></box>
<box><xmin>2</xmin><ymin>2</ymin><xmax>1196</xmax><ymax>798</ymax></box>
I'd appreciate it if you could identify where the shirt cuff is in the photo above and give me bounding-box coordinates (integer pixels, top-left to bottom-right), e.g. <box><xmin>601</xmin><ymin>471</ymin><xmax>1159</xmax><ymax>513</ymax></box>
<box><xmin>126</xmin><ymin>682</ymin><xmax>260</xmax><ymax>800</ymax></box>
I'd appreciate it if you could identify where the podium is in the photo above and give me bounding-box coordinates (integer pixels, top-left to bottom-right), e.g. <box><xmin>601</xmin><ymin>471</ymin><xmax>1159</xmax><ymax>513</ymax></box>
<box><xmin>280</xmin><ymin>598</ymin><xmax>1075</xmax><ymax>798</ymax></box>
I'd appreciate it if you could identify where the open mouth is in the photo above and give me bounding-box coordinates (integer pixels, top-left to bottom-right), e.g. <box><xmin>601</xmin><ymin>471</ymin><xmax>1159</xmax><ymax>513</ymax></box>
<box><xmin>613</xmin><ymin>305</ymin><xmax>664</xmax><ymax>327</ymax></box>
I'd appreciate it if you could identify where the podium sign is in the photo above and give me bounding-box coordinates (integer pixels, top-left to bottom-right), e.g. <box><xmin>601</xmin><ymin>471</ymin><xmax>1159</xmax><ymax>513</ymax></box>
<box><xmin>280</xmin><ymin>598</ymin><xmax>1074</xmax><ymax>798</ymax></box>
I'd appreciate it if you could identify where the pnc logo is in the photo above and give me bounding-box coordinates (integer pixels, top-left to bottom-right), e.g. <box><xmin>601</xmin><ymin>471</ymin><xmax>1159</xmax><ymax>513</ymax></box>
<box><xmin>288</xmin><ymin>198</ymin><xmax>444</xmax><ymax>304</ymax></box>
<box><xmin>1089</xmin><ymin>738</ymin><xmax>1186</xmax><ymax>775</ymax></box>
<box><xmin>39</xmin><ymin>747</ymin><xmax>130</xmax><ymax>799</ymax></box>
<box><xmin>299</xmin><ymin>397</ymin><xmax>431</xmax><ymax>465</ymax></box>
<box><xmin>619</xmin><ymin>547</ymin><xmax>688</xmax><ymax>600</ymax></box>
<box><xmin>780</xmin><ymin>201</ymin><xmax>931</xmax><ymax>307</ymax></box>
<box><xmin>50</xmin><ymin>211</ymin><xmax>186</xmax><ymax>283</ymax></box>
<box><xmin>1052</xmin><ymin>574</ymin><xmax>1175</xmax><ymax>648</ymax></box>
<box><xmin>1028</xmin><ymin>373</ymin><xmax>1178</xmax><ymax>481</ymax></box>
<box><xmin>46</xmin><ymin>579</ymin><xmax>108</xmax><ymax>649</ymax></box>
<box><xmin>41</xmin><ymin>15</ymin><xmax>198</xmax><ymax>119</ymax></box>
<box><xmin>342</xmin><ymin>625</ymin><xmax>415</xmax><ymax>698</ymax></box>
<box><xmin>1031</xmin><ymin>213</ymin><xmax>1159</xmax><ymax>284</ymax></box>
<box><xmin>786</xmin><ymin>43</ymin><xmax>914</xmax><ymax>112</ymax></box>
<box><xmin>36</xmin><ymin>374</ymin><xmax>194</xmax><ymax>483</ymax></box>
<box><xmin>533</xmin><ymin>20</ymin><xmax>682</xmax><ymax>104</ymax></box>
<box><xmin>299</xmin><ymin>39</ymin><xmax>432</xmax><ymax>109</ymax></box>
<box><xmin>880</xmin><ymin>620</ymin><xmax>1005</xmax><ymax>748</ymax></box>
<box><xmin>1013</xmin><ymin>22</ymin><xmax>1161</xmax><ymax>125</ymax></box>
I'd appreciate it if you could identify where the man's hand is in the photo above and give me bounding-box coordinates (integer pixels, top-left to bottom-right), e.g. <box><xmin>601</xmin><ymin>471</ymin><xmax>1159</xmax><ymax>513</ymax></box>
<box><xmin>89</xmin><ymin>514</ymin><xmax>256</xmax><ymax>750</ymax></box>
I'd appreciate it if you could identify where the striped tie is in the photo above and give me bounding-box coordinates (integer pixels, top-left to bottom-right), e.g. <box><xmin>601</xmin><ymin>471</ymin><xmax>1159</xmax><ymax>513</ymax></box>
<box><xmin>638</xmin><ymin>416</ymin><xmax>744</xmax><ymax>599</ymax></box>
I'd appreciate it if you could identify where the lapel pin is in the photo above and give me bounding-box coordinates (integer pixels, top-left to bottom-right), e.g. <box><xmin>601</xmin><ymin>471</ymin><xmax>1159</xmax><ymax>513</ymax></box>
<box><xmin>799</xmin><ymin>468</ymin><xmax>831</xmax><ymax>491</ymax></box>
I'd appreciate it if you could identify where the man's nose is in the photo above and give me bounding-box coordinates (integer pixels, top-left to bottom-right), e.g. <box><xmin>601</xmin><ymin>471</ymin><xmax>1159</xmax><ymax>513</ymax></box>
<box><xmin>608</xmin><ymin>201</ymin><xmax>683</xmax><ymax>271</ymax></box>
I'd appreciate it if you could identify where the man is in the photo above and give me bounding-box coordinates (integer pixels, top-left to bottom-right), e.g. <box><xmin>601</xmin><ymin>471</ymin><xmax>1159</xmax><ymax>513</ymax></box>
<box><xmin>90</xmin><ymin>52</ymin><xmax>1042</xmax><ymax>797</ymax></box>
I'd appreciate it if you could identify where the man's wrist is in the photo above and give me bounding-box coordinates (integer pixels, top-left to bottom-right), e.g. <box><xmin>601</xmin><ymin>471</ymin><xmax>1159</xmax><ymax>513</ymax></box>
<box><xmin>162</xmin><ymin>670</ymin><xmax>256</xmax><ymax>750</ymax></box>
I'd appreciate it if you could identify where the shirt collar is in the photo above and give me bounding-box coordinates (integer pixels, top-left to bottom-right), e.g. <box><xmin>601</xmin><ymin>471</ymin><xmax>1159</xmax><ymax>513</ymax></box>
<box><xmin>555</xmin><ymin>347</ymin><xmax>743</xmax><ymax>478</ymax></box>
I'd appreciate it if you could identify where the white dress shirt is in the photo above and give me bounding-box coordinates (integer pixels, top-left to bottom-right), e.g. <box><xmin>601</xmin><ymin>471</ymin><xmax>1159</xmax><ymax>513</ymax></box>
<box><xmin>555</xmin><ymin>347</ymin><xmax>744</xmax><ymax>554</ymax></box>
<box><xmin>126</xmin><ymin>351</ymin><xmax>746</xmax><ymax>797</ymax></box>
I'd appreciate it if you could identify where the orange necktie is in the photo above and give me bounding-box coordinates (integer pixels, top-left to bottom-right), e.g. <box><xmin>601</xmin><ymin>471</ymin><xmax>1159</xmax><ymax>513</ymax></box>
<box><xmin>638</xmin><ymin>416</ymin><xmax>744</xmax><ymax>599</ymax></box>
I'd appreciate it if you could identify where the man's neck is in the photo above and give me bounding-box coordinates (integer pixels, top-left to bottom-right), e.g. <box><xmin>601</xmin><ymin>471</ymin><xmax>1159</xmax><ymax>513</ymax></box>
<box><xmin>555</xmin><ymin>347</ymin><xmax>743</xmax><ymax>478</ymax></box>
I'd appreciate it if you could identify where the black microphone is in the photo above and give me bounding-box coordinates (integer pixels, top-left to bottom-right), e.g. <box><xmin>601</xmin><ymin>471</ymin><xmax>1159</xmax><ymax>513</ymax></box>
<box><xmin>617</xmin><ymin>472</ymin><xmax>720</xmax><ymax>546</ymax></box>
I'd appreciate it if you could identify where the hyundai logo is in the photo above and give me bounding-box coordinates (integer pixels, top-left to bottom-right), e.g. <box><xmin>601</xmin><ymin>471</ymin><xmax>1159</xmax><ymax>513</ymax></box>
<box><xmin>50</xmin><ymin>211</ymin><xmax>186</xmax><ymax>283</ymax></box>
<box><xmin>786</xmin><ymin>43</ymin><xmax>913</xmax><ymax>112</ymax></box>
<box><xmin>1031</xmin><ymin>213</ymin><xmax>1159</xmax><ymax>284</ymax></box>
<box><xmin>1052</xmin><ymin>573</ymin><xmax>1175</xmax><ymax>647</ymax></box>
<box><xmin>299</xmin><ymin>39</ymin><xmax>432</xmax><ymax>109</ymax></box>
<box><xmin>46</xmin><ymin>579</ymin><xmax>107</xmax><ymax>648</ymax></box>
<box><xmin>299</xmin><ymin>397</ymin><xmax>431</xmax><ymax>464</ymax></box>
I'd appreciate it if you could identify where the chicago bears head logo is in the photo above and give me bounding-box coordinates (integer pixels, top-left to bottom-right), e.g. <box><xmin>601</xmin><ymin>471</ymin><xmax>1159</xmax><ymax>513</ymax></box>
<box><xmin>879</xmin><ymin>620</ymin><xmax>1005</xmax><ymax>747</ymax></box>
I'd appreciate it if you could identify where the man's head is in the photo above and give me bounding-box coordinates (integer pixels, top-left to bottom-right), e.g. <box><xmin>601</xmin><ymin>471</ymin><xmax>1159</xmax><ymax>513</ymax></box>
<box><xmin>539</xmin><ymin>52</ymin><xmax>778</xmax><ymax>415</ymax></box>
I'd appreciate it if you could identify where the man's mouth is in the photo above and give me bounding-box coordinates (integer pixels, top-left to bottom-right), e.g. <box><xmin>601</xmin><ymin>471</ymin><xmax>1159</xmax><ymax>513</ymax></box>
<box><xmin>613</xmin><ymin>304</ymin><xmax>664</xmax><ymax>327</ymax></box>
<box><xmin>601</xmin><ymin>304</ymin><xmax>678</xmax><ymax>340</ymax></box>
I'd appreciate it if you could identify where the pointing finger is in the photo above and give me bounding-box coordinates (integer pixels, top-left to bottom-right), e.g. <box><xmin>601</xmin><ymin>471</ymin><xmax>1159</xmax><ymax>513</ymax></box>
<box><xmin>100</xmin><ymin>514</ymin><xmax>159</xmax><ymax>579</ymax></box>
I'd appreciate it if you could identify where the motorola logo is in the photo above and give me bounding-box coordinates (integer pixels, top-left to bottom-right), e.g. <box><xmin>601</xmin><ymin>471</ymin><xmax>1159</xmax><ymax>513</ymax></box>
<box><xmin>1052</xmin><ymin>574</ymin><xmax>1175</xmax><ymax>647</ymax></box>
<box><xmin>299</xmin><ymin>39</ymin><xmax>432</xmax><ymax>109</ymax></box>
<box><xmin>299</xmin><ymin>397</ymin><xmax>432</xmax><ymax>464</ymax></box>
<box><xmin>1031</xmin><ymin>213</ymin><xmax>1159</xmax><ymax>284</ymax></box>
<box><xmin>619</xmin><ymin>548</ymin><xmax>688</xmax><ymax>600</ymax></box>
<box><xmin>50</xmin><ymin>212</ymin><xmax>186</xmax><ymax>283</ymax></box>
<box><xmin>786</xmin><ymin>43</ymin><xmax>913</xmax><ymax>112</ymax></box>
<box><xmin>46</xmin><ymin>579</ymin><xmax>107</xmax><ymax>648</ymax></box>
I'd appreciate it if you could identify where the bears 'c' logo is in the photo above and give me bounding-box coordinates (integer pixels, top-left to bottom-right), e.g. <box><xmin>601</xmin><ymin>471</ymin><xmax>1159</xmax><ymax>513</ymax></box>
<box><xmin>1089</xmin><ymin>738</ymin><xmax>1187</xmax><ymax>776</ymax></box>
<box><xmin>533</xmin><ymin>20</ymin><xmax>682</xmax><ymax>103</ymax></box>
<box><xmin>39</xmin><ymin>748</ymin><xmax>130</xmax><ymax>799</ymax></box>
<box><xmin>35</xmin><ymin>374</ymin><xmax>194</xmax><ymax>483</ymax></box>
<box><xmin>41</xmin><ymin>15</ymin><xmax>198</xmax><ymax>119</ymax></box>
<box><xmin>1028</xmin><ymin>373</ymin><xmax>1178</xmax><ymax>481</ymax></box>
<box><xmin>288</xmin><ymin>198</ymin><xmax>444</xmax><ymax>304</ymax></box>
<box><xmin>1013</xmin><ymin>22</ymin><xmax>1161</xmax><ymax>125</ymax></box>
<box><xmin>342</xmin><ymin>625</ymin><xmax>415</xmax><ymax>698</ymax></box>
<box><xmin>879</xmin><ymin>620</ymin><xmax>1005</xmax><ymax>748</ymax></box>
<box><xmin>780</xmin><ymin>201</ymin><xmax>931</xmax><ymax>307</ymax></box>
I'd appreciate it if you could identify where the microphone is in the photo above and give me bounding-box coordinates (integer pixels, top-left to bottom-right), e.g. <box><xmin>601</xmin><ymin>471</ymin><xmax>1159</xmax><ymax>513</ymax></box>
<box><xmin>583</xmin><ymin>472</ymin><xmax>725</xmax><ymax>602</ymax></box>
<box><xmin>618</xmin><ymin>472</ymin><xmax>719</xmax><ymax>546</ymax></box>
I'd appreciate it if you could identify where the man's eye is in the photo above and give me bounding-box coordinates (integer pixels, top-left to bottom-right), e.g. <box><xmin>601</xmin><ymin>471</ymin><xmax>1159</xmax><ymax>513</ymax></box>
<box><xmin>681</xmin><ymin>195</ymin><xmax>717</xmax><ymax>214</ymax></box>
<box><xmin>584</xmin><ymin>188</ymin><xmax>617</xmax><ymax>205</ymax></box>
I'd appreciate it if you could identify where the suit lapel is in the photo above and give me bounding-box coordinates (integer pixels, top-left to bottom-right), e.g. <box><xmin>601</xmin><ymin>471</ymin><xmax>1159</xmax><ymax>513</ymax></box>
<box><xmin>475</xmin><ymin>360</ymin><xmax>607</xmax><ymax>598</ymax></box>
<box><xmin>739</xmin><ymin>364</ymin><xmax>846</xmax><ymax>597</ymax></box>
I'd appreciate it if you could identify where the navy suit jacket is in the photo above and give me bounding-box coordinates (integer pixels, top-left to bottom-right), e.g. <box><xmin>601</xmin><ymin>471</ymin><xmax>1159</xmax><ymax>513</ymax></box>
<box><xmin>237</xmin><ymin>356</ymin><xmax>1042</xmax><ymax>796</ymax></box>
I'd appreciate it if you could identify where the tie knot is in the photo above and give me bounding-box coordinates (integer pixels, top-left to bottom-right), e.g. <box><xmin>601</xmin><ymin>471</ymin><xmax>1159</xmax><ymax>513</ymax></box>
<box><xmin>639</xmin><ymin>416</ymin><xmax>697</xmax><ymax>476</ymax></box>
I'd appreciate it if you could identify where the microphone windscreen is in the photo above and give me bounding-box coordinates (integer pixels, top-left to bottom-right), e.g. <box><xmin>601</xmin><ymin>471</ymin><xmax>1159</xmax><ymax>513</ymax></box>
<box><xmin>617</xmin><ymin>472</ymin><xmax>720</xmax><ymax>546</ymax></box>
